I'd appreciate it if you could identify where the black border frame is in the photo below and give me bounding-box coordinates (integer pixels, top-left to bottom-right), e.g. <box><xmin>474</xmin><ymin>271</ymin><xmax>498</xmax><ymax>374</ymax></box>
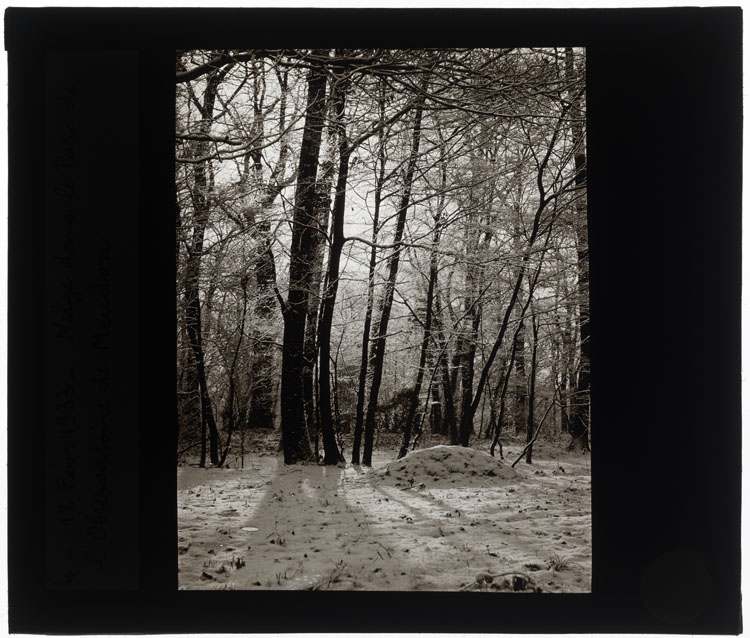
<box><xmin>6</xmin><ymin>7</ymin><xmax>742</xmax><ymax>634</ymax></box>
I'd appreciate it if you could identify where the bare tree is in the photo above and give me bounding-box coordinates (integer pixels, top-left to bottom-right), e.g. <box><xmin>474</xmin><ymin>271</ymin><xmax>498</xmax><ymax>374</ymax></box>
<box><xmin>279</xmin><ymin>57</ymin><xmax>328</xmax><ymax>464</ymax></box>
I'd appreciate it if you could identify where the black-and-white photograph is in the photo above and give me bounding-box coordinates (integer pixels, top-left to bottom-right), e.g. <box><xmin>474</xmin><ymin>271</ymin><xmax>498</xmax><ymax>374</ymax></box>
<box><xmin>5</xmin><ymin>2</ymin><xmax>743</xmax><ymax>632</ymax></box>
<box><xmin>176</xmin><ymin>48</ymin><xmax>591</xmax><ymax>592</ymax></box>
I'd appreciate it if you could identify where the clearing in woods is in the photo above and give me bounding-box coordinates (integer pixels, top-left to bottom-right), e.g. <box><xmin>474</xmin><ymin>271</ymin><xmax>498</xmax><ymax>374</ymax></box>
<box><xmin>178</xmin><ymin>439</ymin><xmax>591</xmax><ymax>592</ymax></box>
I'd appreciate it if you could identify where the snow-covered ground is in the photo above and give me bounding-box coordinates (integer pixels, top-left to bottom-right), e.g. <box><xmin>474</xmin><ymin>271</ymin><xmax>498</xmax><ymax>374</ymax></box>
<box><xmin>177</xmin><ymin>442</ymin><xmax>591</xmax><ymax>592</ymax></box>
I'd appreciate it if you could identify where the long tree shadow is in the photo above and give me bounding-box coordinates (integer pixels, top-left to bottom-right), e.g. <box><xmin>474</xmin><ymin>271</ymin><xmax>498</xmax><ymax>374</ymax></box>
<box><xmin>368</xmin><ymin>482</ymin><xmax>458</xmax><ymax>521</ymax></box>
<box><xmin>190</xmin><ymin>458</ymin><xmax>416</xmax><ymax>590</ymax></box>
<box><xmin>179</xmin><ymin>452</ymin><xmax>541</xmax><ymax>591</ymax></box>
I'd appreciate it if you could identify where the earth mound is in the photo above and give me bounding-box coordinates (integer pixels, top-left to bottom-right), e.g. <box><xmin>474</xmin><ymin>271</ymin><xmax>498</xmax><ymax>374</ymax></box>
<box><xmin>370</xmin><ymin>445</ymin><xmax>518</xmax><ymax>488</ymax></box>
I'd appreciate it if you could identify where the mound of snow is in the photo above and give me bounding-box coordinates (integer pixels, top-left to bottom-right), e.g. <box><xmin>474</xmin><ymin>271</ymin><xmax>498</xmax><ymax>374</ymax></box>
<box><xmin>370</xmin><ymin>445</ymin><xmax>517</xmax><ymax>488</ymax></box>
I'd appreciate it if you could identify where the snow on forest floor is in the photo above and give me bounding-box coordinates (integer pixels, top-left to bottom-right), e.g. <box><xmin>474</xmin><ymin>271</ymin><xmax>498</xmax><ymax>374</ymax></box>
<box><xmin>177</xmin><ymin>441</ymin><xmax>591</xmax><ymax>592</ymax></box>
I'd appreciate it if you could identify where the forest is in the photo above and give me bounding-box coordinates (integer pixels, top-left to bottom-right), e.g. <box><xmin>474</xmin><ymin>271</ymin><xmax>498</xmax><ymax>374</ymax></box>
<box><xmin>176</xmin><ymin>48</ymin><xmax>591</xmax><ymax>592</ymax></box>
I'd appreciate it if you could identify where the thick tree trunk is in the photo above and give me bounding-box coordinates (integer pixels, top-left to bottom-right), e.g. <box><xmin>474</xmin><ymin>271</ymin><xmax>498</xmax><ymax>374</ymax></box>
<box><xmin>362</xmin><ymin>97</ymin><xmax>425</xmax><ymax>466</ymax></box>
<box><xmin>280</xmin><ymin>60</ymin><xmax>327</xmax><ymax>464</ymax></box>
<box><xmin>317</xmin><ymin>80</ymin><xmax>349</xmax><ymax>465</ymax></box>
<box><xmin>301</xmin><ymin>160</ymin><xmax>334</xmax><ymax>440</ymax></box>
<box><xmin>302</xmin><ymin>89</ymin><xmax>337</xmax><ymax>441</ymax></box>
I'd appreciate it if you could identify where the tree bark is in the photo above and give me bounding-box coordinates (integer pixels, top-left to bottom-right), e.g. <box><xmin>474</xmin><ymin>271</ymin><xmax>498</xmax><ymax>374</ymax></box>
<box><xmin>301</xmin><ymin>159</ymin><xmax>335</xmax><ymax>440</ymax></box>
<box><xmin>317</xmin><ymin>79</ymin><xmax>350</xmax><ymax>465</ymax></box>
<box><xmin>280</xmin><ymin>59</ymin><xmax>327</xmax><ymax>464</ymax></box>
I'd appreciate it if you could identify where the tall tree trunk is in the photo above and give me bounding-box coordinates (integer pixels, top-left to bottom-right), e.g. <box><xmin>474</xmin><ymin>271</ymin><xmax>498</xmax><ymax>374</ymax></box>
<box><xmin>280</xmin><ymin>59</ymin><xmax>327</xmax><ymax>464</ymax></box>
<box><xmin>301</xmin><ymin>159</ymin><xmax>335</xmax><ymax>440</ymax></box>
<box><xmin>302</xmin><ymin>90</ymin><xmax>337</xmax><ymax>440</ymax></box>
<box><xmin>565</xmin><ymin>47</ymin><xmax>590</xmax><ymax>452</ymax></box>
<box><xmin>362</xmin><ymin>96</ymin><xmax>425</xmax><ymax>466</ymax></box>
<box><xmin>352</xmin><ymin>83</ymin><xmax>387</xmax><ymax>464</ymax></box>
<box><xmin>182</xmin><ymin>70</ymin><xmax>225</xmax><ymax>466</ymax></box>
<box><xmin>317</xmin><ymin>79</ymin><xmax>350</xmax><ymax>465</ymax></box>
